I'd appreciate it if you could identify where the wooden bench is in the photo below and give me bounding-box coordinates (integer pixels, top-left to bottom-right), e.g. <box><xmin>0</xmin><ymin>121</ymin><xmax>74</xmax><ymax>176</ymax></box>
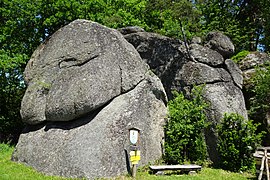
<box><xmin>253</xmin><ymin>147</ymin><xmax>270</xmax><ymax>180</ymax></box>
<box><xmin>149</xmin><ymin>164</ymin><xmax>202</xmax><ymax>175</ymax></box>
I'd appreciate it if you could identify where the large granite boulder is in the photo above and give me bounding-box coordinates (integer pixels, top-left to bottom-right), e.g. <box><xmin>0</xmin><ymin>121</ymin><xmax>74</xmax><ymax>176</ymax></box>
<box><xmin>13</xmin><ymin>20</ymin><xmax>168</xmax><ymax>179</ymax></box>
<box><xmin>123</xmin><ymin>30</ymin><xmax>247</xmax><ymax>165</ymax></box>
<box><xmin>21</xmin><ymin>20</ymin><xmax>148</xmax><ymax>125</ymax></box>
<box><xmin>205</xmin><ymin>31</ymin><xmax>235</xmax><ymax>59</ymax></box>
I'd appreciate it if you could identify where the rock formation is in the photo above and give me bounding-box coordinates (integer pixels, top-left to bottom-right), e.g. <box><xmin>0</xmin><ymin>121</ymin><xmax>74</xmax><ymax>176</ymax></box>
<box><xmin>13</xmin><ymin>20</ymin><xmax>167</xmax><ymax>179</ymax></box>
<box><xmin>205</xmin><ymin>31</ymin><xmax>235</xmax><ymax>59</ymax></box>
<box><xmin>14</xmin><ymin>20</ymin><xmax>249</xmax><ymax>177</ymax></box>
<box><xmin>238</xmin><ymin>51</ymin><xmax>270</xmax><ymax>145</ymax></box>
<box><xmin>239</xmin><ymin>51</ymin><xmax>270</xmax><ymax>87</ymax></box>
<box><xmin>123</xmin><ymin>30</ymin><xmax>247</xmax><ymax>165</ymax></box>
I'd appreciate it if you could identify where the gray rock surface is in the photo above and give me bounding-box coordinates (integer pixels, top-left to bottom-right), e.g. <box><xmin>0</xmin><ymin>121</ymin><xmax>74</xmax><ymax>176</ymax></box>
<box><xmin>14</xmin><ymin>20</ymin><xmax>168</xmax><ymax>179</ymax></box>
<box><xmin>205</xmin><ymin>31</ymin><xmax>235</xmax><ymax>59</ymax></box>
<box><xmin>178</xmin><ymin>61</ymin><xmax>231</xmax><ymax>85</ymax></box>
<box><xmin>124</xmin><ymin>32</ymin><xmax>187</xmax><ymax>99</ymax></box>
<box><xmin>118</xmin><ymin>26</ymin><xmax>145</xmax><ymax>35</ymax></box>
<box><xmin>204</xmin><ymin>82</ymin><xmax>248</xmax><ymax>122</ymax></box>
<box><xmin>225</xmin><ymin>59</ymin><xmax>243</xmax><ymax>89</ymax></box>
<box><xmin>239</xmin><ymin>51</ymin><xmax>270</xmax><ymax>70</ymax></box>
<box><xmin>124</xmin><ymin>31</ymin><xmax>247</xmax><ymax>166</ymax></box>
<box><xmin>13</xmin><ymin>72</ymin><xmax>167</xmax><ymax>179</ymax></box>
<box><xmin>238</xmin><ymin>52</ymin><xmax>270</xmax><ymax>86</ymax></box>
<box><xmin>190</xmin><ymin>36</ymin><xmax>202</xmax><ymax>44</ymax></box>
<box><xmin>189</xmin><ymin>44</ymin><xmax>224</xmax><ymax>66</ymax></box>
<box><xmin>21</xmin><ymin>19</ymin><xmax>148</xmax><ymax>124</ymax></box>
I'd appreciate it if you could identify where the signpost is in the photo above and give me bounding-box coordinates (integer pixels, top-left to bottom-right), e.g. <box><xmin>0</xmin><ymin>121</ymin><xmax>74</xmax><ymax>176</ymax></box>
<box><xmin>129</xmin><ymin>128</ymin><xmax>141</xmax><ymax>178</ymax></box>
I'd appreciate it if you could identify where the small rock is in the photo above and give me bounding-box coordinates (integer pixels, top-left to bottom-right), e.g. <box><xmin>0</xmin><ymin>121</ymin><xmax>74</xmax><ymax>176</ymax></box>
<box><xmin>188</xmin><ymin>171</ymin><xmax>197</xmax><ymax>175</ymax></box>
<box><xmin>118</xmin><ymin>26</ymin><xmax>145</xmax><ymax>35</ymax></box>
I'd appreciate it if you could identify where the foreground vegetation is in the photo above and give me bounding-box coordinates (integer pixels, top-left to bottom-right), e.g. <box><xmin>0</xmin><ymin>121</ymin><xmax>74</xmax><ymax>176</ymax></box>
<box><xmin>0</xmin><ymin>143</ymin><xmax>255</xmax><ymax>180</ymax></box>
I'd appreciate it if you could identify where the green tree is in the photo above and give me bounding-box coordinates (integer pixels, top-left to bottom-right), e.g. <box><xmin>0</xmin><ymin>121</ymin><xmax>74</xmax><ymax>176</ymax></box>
<box><xmin>145</xmin><ymin>0</ymin><xmax>202</xmax><ymax>39</ymax></box>
<box><xmin>0</xmin><ymin>50</ymin><xmax>27</xmax><ymax>143</ymax></box>
<box><xmin>196</xmin><ymin>0</ymin><xmax>270</xmax><ymax>53</ymax></box>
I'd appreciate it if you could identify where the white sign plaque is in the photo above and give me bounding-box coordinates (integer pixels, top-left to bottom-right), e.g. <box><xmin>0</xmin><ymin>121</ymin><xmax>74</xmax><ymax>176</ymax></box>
<box><xmin>130</xmin><ymin>130</ymin><xmax>139</xmax><ymax>145</ymax></box>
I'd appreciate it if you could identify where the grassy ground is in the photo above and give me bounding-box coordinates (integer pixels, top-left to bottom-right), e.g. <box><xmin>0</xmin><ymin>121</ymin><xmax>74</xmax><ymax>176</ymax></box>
<box><xmin>0</xmin><ymin>143</ymin><xmax>256</xmax><ymax>180</ymax></box>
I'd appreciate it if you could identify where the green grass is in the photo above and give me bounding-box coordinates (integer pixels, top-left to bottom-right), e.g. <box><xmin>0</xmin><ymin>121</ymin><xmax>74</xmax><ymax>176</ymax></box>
<box><xmin>133</xmin><ymin>168</ymin><xmax>255</xmax><ymax>180</ymax></box>
<box><xmin>0</xmin><ymin>143</ymin><xmax>256</xmax><ymax>180</ymax></box>
<box><xmin>0</xmin><ymin>143</ymin><xmax>76</xmax><ymax>180</ymax></box>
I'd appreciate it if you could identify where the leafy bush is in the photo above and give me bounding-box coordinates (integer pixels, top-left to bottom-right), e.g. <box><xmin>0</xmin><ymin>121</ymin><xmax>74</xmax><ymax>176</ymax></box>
<box><xmin>231</xmin><ymin>50</ymin><xmax>250</xmax><ymax>63</ymax></box>
<box><xmin>164</xmin><ymin>85</ymin><xmax>209</xmax><ymax>164</ymax></box>
<box><xmin>250</xmin><ymin>64</ymin><xmax>270</xmax><ymax>117</ymax></box>
<box><xmin>217</xmin><ymin>113</ymin><xmax>265</xmax><ymax>172</ymax></box>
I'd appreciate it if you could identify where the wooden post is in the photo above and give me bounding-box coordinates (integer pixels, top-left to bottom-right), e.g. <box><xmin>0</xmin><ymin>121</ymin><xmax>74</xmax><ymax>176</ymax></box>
<box><xmin>259</xmin><ymin>156</ymin><xmax>266</xmax><ymax>180</ymax></box>
<box><xmin>132</xmin><ymin>164</ymin><xmax>137</xmax><ymax>178</ymax></box>
<box><xmin>265</xmin><ymin>149</ymin><xmax>270</xmax><ymax>180</ymax></box>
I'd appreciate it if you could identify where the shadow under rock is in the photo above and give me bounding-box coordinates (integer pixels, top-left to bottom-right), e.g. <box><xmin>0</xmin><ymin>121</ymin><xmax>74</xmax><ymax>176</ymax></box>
<box><xmin>21</xmin><ymin>105</ymin><xmax>103</xmax><ymax>133</ymax></box>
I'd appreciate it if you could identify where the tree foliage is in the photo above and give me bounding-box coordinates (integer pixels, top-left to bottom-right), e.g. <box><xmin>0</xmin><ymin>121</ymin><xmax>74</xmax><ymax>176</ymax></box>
<box><xmin>0</xmin><ymin>50</ymin><xmax>26</xmax><ymax>143</ymax></box>
<box><xmin>197</xmin><ymin>0</ymin><xmax>270</xmax><ymax>52</ymax></box>
<box><xmin>217</xmin><ymin>113</ymin><xmax>264</xmax><ymax>172</ymax></box>
<box><xmin>145</xmin><ymin>0</ymin><xmax>202</xmax><ymax>39</ymax></box>
<box><xmin>251</xmin><ymin>64</ymin><xmax>270</xmax><ymax>112</ymax></box>
<box><xmin>164</xmin><ymin>86</ymin><xmax>209</xmax><ymax>164</ymax></box>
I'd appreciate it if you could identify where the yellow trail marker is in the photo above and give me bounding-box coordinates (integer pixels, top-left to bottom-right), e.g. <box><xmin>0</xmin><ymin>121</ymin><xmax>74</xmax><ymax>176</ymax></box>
<box><xmin>130</xmin><ymin>150</ymin><xmax>141</xmax><ymax>165</ymax></box>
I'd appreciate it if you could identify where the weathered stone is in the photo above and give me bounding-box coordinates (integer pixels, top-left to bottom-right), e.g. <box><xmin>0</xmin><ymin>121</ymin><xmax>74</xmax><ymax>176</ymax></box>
<box><xmin>124</xmin><ymin>32</ymin><xmax>186</xmax><ymax>72</ymax></box>
<box><xmin>21</xmin><ymin>19</ymin><xmax>148</xmax><ymax>124</ymax></box>
<box><xmin>203</xmin><ymin>82</ymin><xmax>247</xmax><ymax>164</ymax></box>
<box><xmin>190</xmin><ymin>36</ymin><xmax>202</xmax><ymax>44</ymax></box>
<box><xmin>238</xmin><ymin>51</ymin><xmax>270</xmax><ymax>71</ymax></box>
<box><xmin>189</xmin><ymin>44</ymin><xmax>224</xmax><ymax>66</ymax></box>
<box><xmin>204</xmin><ymin>82</ymin><xmax>248</xmax><ymax>122</ymax></box>
<box><xmin>225</xmin><ymin>59</ymin><xmax>243</xmax><ymax>89</ymax></box>
<box><xmin>177</xmin><ymin>61</ymin><xmax>231</xmax><ymax>85</ymax></box>
<box><xmin>16</xmin><ymin>21</ymin><xmax>249</xmax><ymax>176</ymax></box>
<box><xmin>13</xmin><ymin>72</ymin><xmax>167</xmax><ymax>179</ymax></box>
<box><xmin>205</xmin><ymin>31</ymin><xmax>235</xmax><ymax>59</ymax></box>
<box><xmin>118</xmin><ymin>26</ymin><xmax>145</xmax><ymax>35</ymax></box>
<box><xmin>237</xmin><ymin>52</ymin><xmax>270</xmax><ymax>91</ymax></box>
<box><xmin>124</xmin><ymin>32</ymin><xmax>187</xmax><ymax>99</ymax></box>
<box><xmin>238</xmin><ymin>52</ymin><xmax>270</xmax><ymax>86</ymax></box>
<box><xmin>124</xmin><ymin>31</ymin><xmax>247</xmax><ymax>166</ymax></box>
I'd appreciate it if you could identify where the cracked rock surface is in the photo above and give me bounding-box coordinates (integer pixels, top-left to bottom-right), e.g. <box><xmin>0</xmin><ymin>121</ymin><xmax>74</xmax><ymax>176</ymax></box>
<box><xmin>123</xmin><ymin>30</ymin><xmax>247</xmax><ymax>165</ymax></box>
<box><xmin>21</xmin><ymin>19</ymin><xmax>149</xmax><ymax>124</ymax></box>
<box><xmin>13</xmin><ymin>72</ymin><xmax>167</xmax><ymax>179</ymax></box>
<box><xmin>14</xmin><ymin>20</ymin><xmax>168</xmax><ymax>179</ymax></box>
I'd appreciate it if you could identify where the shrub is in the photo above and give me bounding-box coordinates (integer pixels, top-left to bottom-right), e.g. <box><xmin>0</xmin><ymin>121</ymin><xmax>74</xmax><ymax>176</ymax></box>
<box><xmin>231</xmin><ymin>50</ymin><xmax>250</xmax><ymax>63</ymax></box>
<box><xmin>164</xmin><ymin>85</ymin><xmax>209</xmax><ymax>164</ymax></box>
<box><xmin>249</xmin><ymin>64</ymin><xmax>270</xmax><ymax>117</ymax></box>
<box><xmin>217</xmin><ymin>113</ymin><xmax>265</xmax><ymax>172</ymax></box>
